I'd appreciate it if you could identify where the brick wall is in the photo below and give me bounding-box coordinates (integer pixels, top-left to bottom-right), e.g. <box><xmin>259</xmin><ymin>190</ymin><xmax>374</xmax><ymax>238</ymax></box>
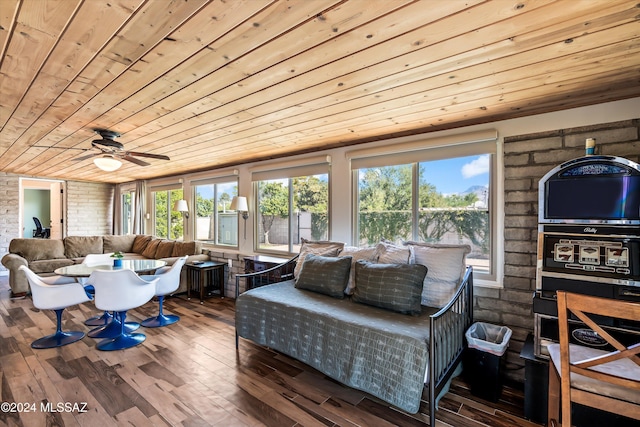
<box><xmin>0</xmin><ymin>175</ymin><xmax>115</xmax><ymax>273</ymax></box>
<box><xmin>0</xmin><ymin>173</ymin><xmax>20</xmax><ymax>272</ymax></box>
<box><xmin>65</xmin><ymin>181</ymin><xmax>114</xmax><ymax>236</ymax></box>
<box><xmin>478</xmin><ymin>118</ymin><xmax>639</xmax><ymax>382</ymax></box>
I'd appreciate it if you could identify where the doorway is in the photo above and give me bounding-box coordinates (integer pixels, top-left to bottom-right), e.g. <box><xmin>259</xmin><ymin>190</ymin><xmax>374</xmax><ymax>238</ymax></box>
<box><xmin>20</xmin><ymin>179</ymin><xmax>65</xmax><ymax>239</ymax></box>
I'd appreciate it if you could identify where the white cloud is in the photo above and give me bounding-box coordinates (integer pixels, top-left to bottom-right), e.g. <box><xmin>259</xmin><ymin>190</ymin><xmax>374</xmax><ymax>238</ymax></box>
<box><xmin>461</xmin><ymin>154</ymin><xmax>490</xmax><ymax>178</ymax></box>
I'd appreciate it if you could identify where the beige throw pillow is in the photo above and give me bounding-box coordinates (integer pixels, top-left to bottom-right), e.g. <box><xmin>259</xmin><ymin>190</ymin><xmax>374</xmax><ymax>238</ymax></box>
<box><xmin>338</xmin><ymin>246</ymin><xmax>377</xmax><ymax>295</ymax></box>
<box><xmin>294</xmin><ymin>238</ymin><xmax>344</xmax><ymax>280</ymax></box>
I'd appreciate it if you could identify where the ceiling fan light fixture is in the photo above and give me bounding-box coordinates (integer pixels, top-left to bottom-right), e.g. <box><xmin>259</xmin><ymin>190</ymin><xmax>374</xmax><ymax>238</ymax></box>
<box><xmin>94</xmin><ymin>155</ymin><xmax>122</xmax><ymax>171</ymax></box>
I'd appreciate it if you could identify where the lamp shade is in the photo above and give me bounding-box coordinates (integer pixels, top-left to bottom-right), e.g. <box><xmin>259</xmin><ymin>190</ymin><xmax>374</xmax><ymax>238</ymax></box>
<box><xmin>173</xmin><ymin>199</ymin><xmax>189</xmax><ymax>213</ymax></box>
<box><xmin>93</xmin><ymin>155</ymin><xmax>122</xmax><ymax>171</ymax></box>
<box><xmin>230</xmin><ymin>196</ymin><xmax>248</xmax><ymax>212</ymax></box>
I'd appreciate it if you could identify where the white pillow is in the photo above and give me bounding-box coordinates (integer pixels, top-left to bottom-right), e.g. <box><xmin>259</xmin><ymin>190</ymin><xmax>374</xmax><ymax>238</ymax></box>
<box><xmin>407</xmin><ymin>242</ymin><xmax>470</xmax><ymax>307</ymax></box>
<box><xmin>375</xmin><ymin>240</ymin><xmax>413</xmax><ymax>264</ymax></box>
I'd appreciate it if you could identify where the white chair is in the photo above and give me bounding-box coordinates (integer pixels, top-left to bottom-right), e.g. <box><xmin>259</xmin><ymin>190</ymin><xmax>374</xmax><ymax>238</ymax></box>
<box><xmin>81</xmin><ymin>252</ymin><xmax>114</xmax><ymax>326</ymax></box>
<box><xmin>88</xmin><ymin>269</ymin><xmax>158</xmax><ymax>351</ymax></box>
<box><xmin>140</xmin><ymin>255</ymin><xmax>188</xmax><ymax>328</ymax></box>
<box><xmin>19</xmin><ymin>266</ymin><xmax>92</xmax><ymax>349</ymax></box>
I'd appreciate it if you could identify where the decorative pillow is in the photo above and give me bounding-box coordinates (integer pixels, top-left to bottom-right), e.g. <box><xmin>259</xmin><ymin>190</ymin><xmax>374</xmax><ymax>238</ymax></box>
<box><xmin>352</xmin><ymin>260</ymin><xmax>427</xmax><ymax>315</ymax></box>
<box><xmin>132</xmin><ymin>235</ymin><xmax>152</xmax><ymax>254</ymax></box>
<box><xmin>338</xmin><ymin>245</ymin><xmax>377</xmax><ymax>295</ymax></box>
<box><xmin>141</xmin><ymin>238</ymin><xmax>161</xmax><ymax>259</ymax></box>
<box><xmin>405</xmin><ymin>242</ymin><xmax>470</xmax><ymax>308</ymax></box>
<box><xmin>154</xmin><ymin>240</ymin><xmax>175</xmax><ymax>258</ymax></box>
<box><xmin>171</xmin><ymin>241</ymin><xmax>199</xmax><ymax>257</ymax></box>
<box><xmin>294</xmin><ymin>238</ymin><xmax>345</xmax><ymax>279</ymax></box>
<box><xmin>64</xmin><ymin>236</ymin><xmax>103</xmax><ymax>258</ymax></box>
<box><xmin>375</xmin><ymin>239</ymin><xmax>413</xmax><ymax>264</ymax></box>
<box><xmin>295</xmin><ymin>254</ymin><xmax>352</xmax><ymax>298</ymax></box>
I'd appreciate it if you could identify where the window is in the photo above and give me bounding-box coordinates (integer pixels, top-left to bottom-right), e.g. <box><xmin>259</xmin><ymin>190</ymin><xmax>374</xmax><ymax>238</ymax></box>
<box><xmin>351</xmin><ymin>130</ymin><xmax>497</xmax><ymax>280</ymax></box>
<box><xmin>152</xmin><ymin>188</ymin><xmax>183</xmax><ymax>239</ymax></box>
<box><xmin>252</xmin><ymin>157</ymin><xmax>331</xmax><ymax>254</ymax></box>
<box><xmin>193</xmin><ymin>180</ymin><xmax>238</xmax><ymax>246</ymax></box>
<box><xmin>256</xmin><ymin>175</ymin><xmax>329</xmax><ymax>253</ymax></box>
<box><xmin>121</xmin><ymin>190</ymin><xmax>135</xmax><ymax>235</ymax></box>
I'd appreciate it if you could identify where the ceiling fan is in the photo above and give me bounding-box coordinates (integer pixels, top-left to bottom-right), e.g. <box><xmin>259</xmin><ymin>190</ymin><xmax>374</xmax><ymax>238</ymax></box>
<box><xmin>76</xmin><ymin>129</ymin><xmax>170</xmax><ymax>171</ymax></box>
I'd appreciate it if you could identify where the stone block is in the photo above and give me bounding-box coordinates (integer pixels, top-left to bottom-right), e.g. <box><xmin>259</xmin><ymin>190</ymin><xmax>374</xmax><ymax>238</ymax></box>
<box><xmin>504</xmin><ymin>136</ymin><xmax>562</xmax><ymax>154</ymax></box>
<box><xmin>504</xmin><ymin>178</ymin><xmax>532</xmax><ymax>191</ymax></box>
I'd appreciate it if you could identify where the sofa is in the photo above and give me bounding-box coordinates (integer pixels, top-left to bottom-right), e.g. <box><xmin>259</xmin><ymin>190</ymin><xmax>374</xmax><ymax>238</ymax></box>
<box><xmin>1</xmin><ymin>235</ymin><xmax>209</xmax><ymax>296</ymax></box>
<box><xmin>235</xmin><ymin>239</ymin><xmax>473</xmax><ymax>425</ymax></box>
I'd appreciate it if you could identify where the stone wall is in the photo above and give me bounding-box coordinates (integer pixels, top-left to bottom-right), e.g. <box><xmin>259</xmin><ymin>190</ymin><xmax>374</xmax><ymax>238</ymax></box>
<box><xmin>65</xmin><ymin>181</ymin><xmax>114</xmax><ymax>236</ymax></box>
<box><xmin>475</xmin><ymin>118</ymin><xmax>639</xmax><ymax>383</ymax></box>
<box><xmin>0</xmin><ymin>173</ymin><xmax>21</xmax><ymax>272</ymax></box>
<box><xmin>0</xmin><ymin>175</ymin><xmax>115</xmax><ymax>273</ymax></box>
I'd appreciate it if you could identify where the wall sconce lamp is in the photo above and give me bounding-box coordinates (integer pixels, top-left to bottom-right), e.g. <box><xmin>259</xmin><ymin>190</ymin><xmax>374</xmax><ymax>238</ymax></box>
<box><xmin>174</xmin><ymin>199</ymin><xmax>189</xmax><ymax>218</ymax></box>
<box><xmin>230</xmin><ymin>196</ymin><xmax>249</xmax><ymax>239</ymax></box>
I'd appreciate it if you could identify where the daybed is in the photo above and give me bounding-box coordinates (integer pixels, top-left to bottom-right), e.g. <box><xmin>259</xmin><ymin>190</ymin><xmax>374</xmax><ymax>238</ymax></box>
<box><xmin>2</xmin><ymin>235</ymin><xmax>209</xmax><ymax>296</ymax></box>
<box><xmin>235</xmin><ymin>240</ymin><xmax>473</xmax><ymax>426</ymax></box>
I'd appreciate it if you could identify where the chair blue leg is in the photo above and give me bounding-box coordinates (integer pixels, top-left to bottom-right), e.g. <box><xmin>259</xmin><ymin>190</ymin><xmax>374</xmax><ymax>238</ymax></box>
<box><xmin>88</xmin><ymin>312</ymin><xmax>139</xmax><ymax>338</ymax></box>
<box><xmin>96</xmin><ymin>311</ymin><xmax>146</xmax><ymax>351</ymax></box>
<box><xmin>141</xmin><ymin>296</ymin><xmax>180</xmax><ymax>328</ymax></box>
<box><xmin>31</xmin><ymin>309</ymin><xmax>85</xmax><ymax>349</ymax></box>
<box><xmin>85</xmin><ymin>310</ymin><xmax>113</xmax><ymax>326</ymax></box>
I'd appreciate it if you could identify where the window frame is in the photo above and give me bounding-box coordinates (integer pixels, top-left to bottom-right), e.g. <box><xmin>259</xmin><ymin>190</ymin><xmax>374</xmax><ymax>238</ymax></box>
<box><xmin>149</xmin><ymin>184</ymin><xmax>183</xmax><ymax>240</ymax></box>
<box><xmin>349</xmin><ymin>130</ymin><xmax>498</xmax><ymax>283</ymax></box>
<box><xmin>191</xmin><ymin>177</ymin><xmax>239</xmax><ymax>248</ymax></box>
<box><xmin>251</xmin><ymin>156</ymin><xmax>331</xmax><ymax>256</ymax></box>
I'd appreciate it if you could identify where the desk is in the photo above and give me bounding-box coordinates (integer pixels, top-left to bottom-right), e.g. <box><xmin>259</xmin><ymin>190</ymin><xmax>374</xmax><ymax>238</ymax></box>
<box><xmin>55</xmin><ymin>259</ymin><xmax>166</xmax><ymax>277</ymax></box>
<box><xmin>185</xmin><ymin>261</ymin><xmax>225</xmax><ymax>303</ymax></box>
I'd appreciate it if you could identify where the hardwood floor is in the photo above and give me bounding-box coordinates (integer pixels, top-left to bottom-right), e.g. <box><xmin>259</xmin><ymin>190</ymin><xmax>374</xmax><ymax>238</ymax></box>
<box><xmin>0</xmin><ymin>275</ymin><xmax>541</xmax><ymax>427</ymax></box>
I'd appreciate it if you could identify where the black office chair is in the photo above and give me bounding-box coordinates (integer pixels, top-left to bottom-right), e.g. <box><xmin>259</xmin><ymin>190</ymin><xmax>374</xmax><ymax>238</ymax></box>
<box><xmin>33</xmin><ymin>217</ymin><xmax>50</xmax><ymax>238</ymax></box>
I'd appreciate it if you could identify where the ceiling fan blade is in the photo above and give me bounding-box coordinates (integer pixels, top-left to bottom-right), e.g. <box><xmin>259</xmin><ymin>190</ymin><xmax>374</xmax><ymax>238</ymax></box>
<box><xmin>127</xmin><ymin>151</ymin><xmax>170</xmax><ymax>160</ymax></box>
<box><xmin>75</xmin><ymin>152</ymin><xmax>99</xmax><ymax>161</ymax></box>
<box><xmin>122</xmin><ymin>155</ymin><xmax>150</xmax><ymax>166</ymax></box>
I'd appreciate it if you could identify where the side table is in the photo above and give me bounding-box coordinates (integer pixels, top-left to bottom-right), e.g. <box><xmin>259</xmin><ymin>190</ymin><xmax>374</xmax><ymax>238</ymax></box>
<box><xmin>185</xmin><ymin>261</ymin><xmax>226</xmax><ymax>304</ymax></box>
<box><xmin>243</xmin><ymin>255</ymin><xmax>290</xmax><ymax>290</ymax></box>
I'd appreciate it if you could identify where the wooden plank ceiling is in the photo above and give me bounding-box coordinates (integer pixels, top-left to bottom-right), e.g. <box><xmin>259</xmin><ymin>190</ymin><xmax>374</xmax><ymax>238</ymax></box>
<box><xmin>1</xmin><ymin>0</ymin><xmax>639</xmax><ymax>184</ymax></box>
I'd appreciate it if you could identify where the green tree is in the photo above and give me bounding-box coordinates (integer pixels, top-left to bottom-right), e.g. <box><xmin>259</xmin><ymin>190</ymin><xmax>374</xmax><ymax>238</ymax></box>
<box><xmin>258</xmin><ymin>181</ymin><xmax>288</xmax><ymax>245</ymax></box>
<box><xmin>358</xmin><ymin>165</ymin><xmax>412</xmax><ymax>244</ymax></box>
<box><xmin>293</xmin><ymin>176</ymin><xmax>328</xmax><ymax>240</ymax></box>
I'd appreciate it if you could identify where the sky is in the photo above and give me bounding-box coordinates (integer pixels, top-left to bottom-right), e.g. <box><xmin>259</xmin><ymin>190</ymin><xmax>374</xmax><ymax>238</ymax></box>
<box><xmin>421</xmin><ymin>154</ymin><xmax>490</xmax><ymax>195</ymax></box>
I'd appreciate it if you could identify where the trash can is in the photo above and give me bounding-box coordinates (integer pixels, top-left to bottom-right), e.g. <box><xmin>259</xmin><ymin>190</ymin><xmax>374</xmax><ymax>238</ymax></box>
<box><xmin>463</xmin><ymin>322</ymin><xmax>512</xmax><ymax>402</ymax></box>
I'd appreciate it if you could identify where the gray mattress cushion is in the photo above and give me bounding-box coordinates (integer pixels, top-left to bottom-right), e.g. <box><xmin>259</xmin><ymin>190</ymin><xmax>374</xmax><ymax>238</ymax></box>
<box><xmin>236</xmin><ymin>280</ymin><xmax>439</xmax><ymax>413</ymax></box>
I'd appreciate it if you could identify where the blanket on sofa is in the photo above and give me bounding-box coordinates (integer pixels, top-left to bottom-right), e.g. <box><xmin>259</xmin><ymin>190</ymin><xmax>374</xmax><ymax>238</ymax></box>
<box><xmin>236</xmin><ymin>279</ymin><xmax>440</xmax><ymax>413</ymax></box>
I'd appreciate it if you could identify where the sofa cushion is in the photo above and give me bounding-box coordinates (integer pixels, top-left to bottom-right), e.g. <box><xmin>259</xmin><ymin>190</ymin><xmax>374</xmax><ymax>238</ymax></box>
<box><xmin>375</xmin><ymin>240</ymin><xmax>413</xmax><ymax>264</ymax></box>
<box><xmin>141</xmin><ymin>238</ymin><xmax>161</xmax><ymax>259</ymax></box>
<box><xmin>404</xmin><ymin>242</ymin><xmax>470</xmax><ymax>308</ymax></box>
<box><xmin>8</xmin><ymin>238</ymin><xmax>66</xmax><ymax>262</ymax></box>
<box><xmin>294</xmin><ymin>238</ymin><xmax>345</xmax><ymax>279</ymax></box>
<box><xmin>30</xmin><ymin>258</ymin><xmax>74</xmax><ymax>274</ymax></box>
<box><xmin>64</xmin><ymin>236</ymin><xmax>103</xmax><ymax>258</ymax></box>
<box><xmin>171</xmin><ymin>241</ymin><xmax>200</xmax><ymax>257</ymax></box>
<box><xmin>338</xmin><ymin>246</ymin><xmax>377</xmax><ymax>295</ymax></box>
<box><xmin>295</xmin><ymin>254</ymin><xmax>352</xmax><ymax>298</ymax></box>
<box><xmin>103</xmin><ymin>234</ymin><xmax>136</xmax><ymax>253</ymax></box>
<box><xmin>154</xmin><ymin>240</ymin><xmax>175</xmax><ymax>258</ymax></box>
<box><xmin>352</xmin><ymin>260</ymin><xmax>427</xmax><ymax>315</ymax></box>
<box><xmin>132</xmin><ymin>235</ymin><xmax>152</xmax><ymax>254</ymax></box>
